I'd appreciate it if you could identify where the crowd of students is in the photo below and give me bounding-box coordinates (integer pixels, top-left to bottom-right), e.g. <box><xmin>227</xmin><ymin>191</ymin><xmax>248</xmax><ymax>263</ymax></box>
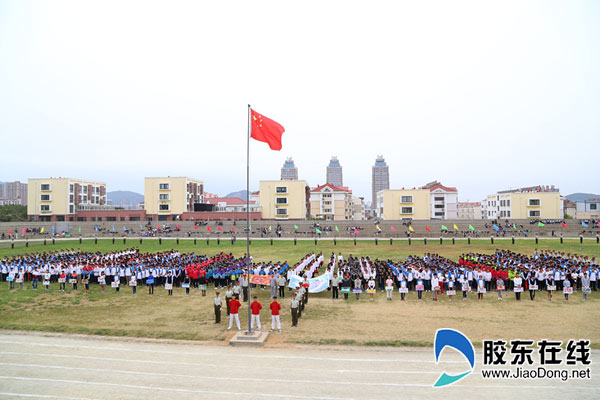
<box><xmin>1</xmin><ymin>248</ymin><xmax>597</xmax><ymax>329</ymax></box>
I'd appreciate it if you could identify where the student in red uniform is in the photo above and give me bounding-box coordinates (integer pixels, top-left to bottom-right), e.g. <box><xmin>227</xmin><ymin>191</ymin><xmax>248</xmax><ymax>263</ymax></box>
<box><xmin>227</xmin><ymin>295</ymin><xmax>242</xmax><ymax>330</ymax></box>
<box><xmin>250</xmin><ymin>296</ymin><xmax>262</xmax><ymax>331</ymax></box>
<box><xmin>270</xmin><ymin>296</ymin><xmax>281</xmax><ymax>332</ymax></box>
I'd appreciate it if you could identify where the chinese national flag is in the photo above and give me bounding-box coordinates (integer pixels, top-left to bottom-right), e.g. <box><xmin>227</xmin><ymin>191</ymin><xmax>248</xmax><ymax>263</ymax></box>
<box><xmin>250</xmin><ymin>109</ymin><xmax>285</xmax><ymax>151</ymax></box>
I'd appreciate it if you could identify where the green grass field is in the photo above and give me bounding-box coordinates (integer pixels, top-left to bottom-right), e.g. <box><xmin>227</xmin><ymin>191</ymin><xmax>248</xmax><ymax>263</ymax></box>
<box><xmin>1</xmin><ymin>239</ymin><xmax>599</xmax><ymax>348</ymax></box>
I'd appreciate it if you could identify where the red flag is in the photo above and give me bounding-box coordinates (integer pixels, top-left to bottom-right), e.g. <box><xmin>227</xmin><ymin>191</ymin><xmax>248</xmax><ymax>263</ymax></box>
<box><xmin>391</xmin><ymin>226</ymin><xmax>396</xmax><ymax>231</ymax></box>
<box><xmin>250</xmin><ymin>109</ymin><xmax>285</xmax><ymax>151</ymax></box>
<box><xmin>207</xmin><ymin>226</ymin><xmax>212</xmax><ymax>232</ymax></box>
<box><xmin>22</xmin><ymin>227</ymin><xmax>26</xmax><ymax>234</ymax></box>
<box><xmin>425</xmin><ymin>226</ymin><xmax>431</xmax><ymax>232</ymax></box>
<box><xmin>562</xmin><ymin>222</ymin><xmax>568</xmax><ymax>229</ymax></box>
<box><xmin>218</xmin><ymin>226</ymin><xmax>223</xmax><ymax>231</ymax></box>
<box><xmin>9</xmin><ymin>228</ymin><xmax>12</xmax><ymax>235</ymax></box>
<box><xmin>232</xmin><ymin>227</ymin><xmax>236</xmax><ymax>232</ymax></box>
<box><xmin>194</xmin><ymin>225</ymin><xmax>198</xmax><ymax>230</ymax></box>
<box><xmin>177</xmin><ymin>224</ymin><xmax>181</xmax><ymax>230</ymax></box>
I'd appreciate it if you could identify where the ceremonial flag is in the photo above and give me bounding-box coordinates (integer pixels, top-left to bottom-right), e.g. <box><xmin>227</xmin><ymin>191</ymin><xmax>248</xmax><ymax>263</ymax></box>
<box><xmin>194</xmin><ymin>225</ymin><xmax>198</xmax><ymax>230</ymax></box>
<box><xmin>42</xmin><ymin>227</ymin><xmax>45</xmax><ymax>233</ymax></box>
<box><xmin>376</xmin><ymin>225</ymin><xmax>381</xmax><ymax>231</ymax></box>
<box><xmin>354</xmin><ymin>228</ymin><xmax>360</xmax><ymax>234</ymax></box>
<box><xmin>493</xmin><ymin>224</ymin><xmax>499</xmax><ymax>231</ymax></box>
<box><xmin>598</xmin><ymin>221</ymin><xmax>600</xmax><ymax>228</ymax></box>
<box><xmin>177</xmin><ymin>224</ymin><xmax>181</xmax><ymax>230</ymax></box>
<box><xmin>453</xmin><ymin>224</ymin><xmax>459</xmax><ymax>231</ymax></box>
<box><xmin>207</xmin><ymin>226</ymin><xmax>212</xmax><ymax>232</ymax></box>
<box><xmin>8</xmin><ymin>228</ymin><xmax>11</xmax><ymax>235</ymax></box>
<box><xmin>78</xmin><ymin>227</ymin><xmax>81</xmax><ymax>233</ymax></box>
<box><xmin>513</xmin><ymin>223</ymin><xmax>517</xmax><ymax>229</ymax></box>
<box><xmin>250</xmin><ymin>109</ymin><xmax>285</xmax><ymax>151</ymax></box>
<box><xmin>425</xmin><ymin>226</ymin><xmax>431</xmax><ymax>232</ymax></box>
<box><xmin>140</xmin><ymin>224</ymin><xmax>143</xmax><ymax>230</ymax></box>
<box><xmin>94</xmin><ymin>225</ymin><xmax>98</xmax><ymax>232</ymax></box>
<box><xmin>269</xmin><ymin>225</ymin><xmax>272</xmax><ymax>231</ymax></box>
<box><xmin>112</xmin><ymin>225</ymin><xmax>115</xmax><ymax>231</ymax></box>
<box><xmin>335</xmin><ymin>226</ymin><xmax>339</xmax><ymax>232</ymax></box>
<box><xmin>316</xmin><ymin>228</ymin><xmax>322</xmax><ymax>234</ymax></box>
<box><xmin>409</xmin><ymin>226</ymin><xmax>414</xmax><ymax>232</ymax></box>
<box><xmin>294</xmin><ymin>224</ymin><xmax>298</xmax><ymax>230</ymax></box>
<box><xmin>232</xmin><ymin>227</ymin><xmax>236</xmax><ymax>232</ymax></box>
<box><xmin>22</xmin><ymin>227</ymin><xmax>26</xmax><ymax>234</ymax></box>
<box><xmin>123</xmin><ymin>226</ymin><xmax>127</xmax><ymax>232</ymax></box>
<box><xmin>469</xmin><ymin>224</ymin><xmax>474</xmax><ymax>231</ymax></box>
<box><xmin>218</xmin><ymin>226</ymin><xmax>223</xmax><ymax>231</ymax></box>
<box><xmin>538</xmin><ymin>222</ymin><xmax>545</xmax><ymax>227</ymax></box>
<box><xmin>562</xmin><ymin>222</ymin><xmax>568</xmax><ymax>229</ymax></box>
<box><xmin>441</xmin><ymin>225</ymin><xmax>448</xmax><ymax>231</ymax></box>
<box><xmin>582</xmin><ymin>221</ymin><xmax>589</xmax><ymax>228</ymax></box>
<box><xmin>391</xmin><ymin>226</ymin><xmax>396</xmax><ymax>231</ymax></box>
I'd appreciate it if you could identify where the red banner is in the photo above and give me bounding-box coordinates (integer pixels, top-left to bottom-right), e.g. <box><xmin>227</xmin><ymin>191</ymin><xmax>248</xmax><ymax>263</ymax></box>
<box><xmin>249</xmin><ymin>274</ymin><xmax>271</xmax><ymax>285</ymax></box>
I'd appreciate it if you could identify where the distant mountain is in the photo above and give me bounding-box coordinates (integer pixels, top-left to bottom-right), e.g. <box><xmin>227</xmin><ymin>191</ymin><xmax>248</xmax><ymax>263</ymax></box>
<box><xmin>225</xmin><ymin>190</ymin><xmax>250</xmax><ymax>200</ymax></box>
<box><xmin>107</xmin><ymin>190</ymin><xmax>144</xmax><ymax>206</ymax></box>
<box><xmin>565</xmin><ymin>193</ymin><xmax>600</xmax><ymax>202</ymax></box>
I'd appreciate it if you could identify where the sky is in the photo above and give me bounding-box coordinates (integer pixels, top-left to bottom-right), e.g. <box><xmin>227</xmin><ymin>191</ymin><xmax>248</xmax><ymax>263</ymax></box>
<box><xmin>1</xmin><ymin>0</ymin><xmax>599</xmax><ymax>205</ymax></box>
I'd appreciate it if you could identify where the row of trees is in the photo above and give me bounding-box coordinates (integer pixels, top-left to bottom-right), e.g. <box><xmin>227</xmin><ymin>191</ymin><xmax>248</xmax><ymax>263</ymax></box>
<box><xmin>0</xmin><ymin>205</ymin><xmax>27</xmax><ymax>222</ymax></box>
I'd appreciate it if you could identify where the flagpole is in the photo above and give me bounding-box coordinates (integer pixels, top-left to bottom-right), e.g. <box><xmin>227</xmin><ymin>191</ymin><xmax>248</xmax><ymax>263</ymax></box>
<box><xmin>246</xmin><ymin>104</ymin><xmax>252</xmax><ymax>333</ymax></box>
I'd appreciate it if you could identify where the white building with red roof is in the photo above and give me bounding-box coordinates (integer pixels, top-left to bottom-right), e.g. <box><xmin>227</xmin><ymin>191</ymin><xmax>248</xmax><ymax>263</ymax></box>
<box><xmin>421</xmin><ymin>181</ymin><xmax>459</xmax><ymax>219</ymax></box>
<box><xmin>309</xmin><ymin>183</ymin><xmax>353</xmax><ymax>221</ymax></box>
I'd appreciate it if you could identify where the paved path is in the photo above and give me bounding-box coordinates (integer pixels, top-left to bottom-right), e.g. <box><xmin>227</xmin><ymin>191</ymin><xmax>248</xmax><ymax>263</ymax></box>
<box><xmin>0</xmin><ymin>331</ymin><xmax>598</xmax><ymax>399</ymax></box>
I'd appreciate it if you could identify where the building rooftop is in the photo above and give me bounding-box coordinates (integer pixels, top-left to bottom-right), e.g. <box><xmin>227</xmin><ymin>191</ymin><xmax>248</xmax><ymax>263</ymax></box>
<box><xmin>497</xmin><ymin>185</ymin><xmax>559</xmax><ymax>194</ymax></box>
<box><xmin>328</xmin><ymin>156</ymin><xmax>341</xmax><ymax>167</ymax></box>
<box><xmin>422</xmin><ymin>180</ymin><xmax>458</xmax><ymax>192</ymax></box>
<box><xmin>373</xmin><ymin>155</ymin><xmax>387</xmax><ymax>167</ymax></box>
<box><xmin>311</xmin><ymin>183</ymin><xmax>352</xmax><ymax>194</ymax></box>
<box><xmin>458</xmin><ymin>202</ymin><xmax>481</xmax><ymax>207</ymax></box>
<box><xmin>205</xmin><ymin>197</ymin><xmax>254</xmax><ymax>205</ymax></box>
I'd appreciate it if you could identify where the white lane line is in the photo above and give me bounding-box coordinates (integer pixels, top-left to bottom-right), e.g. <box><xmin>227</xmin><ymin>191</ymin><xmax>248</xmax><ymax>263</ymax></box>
<box><xmin>0</xmin><ymin>362</ymin><xmax>438</xmax><ymax>386</ymax></box>
<box><xmin>0</xmin><ymin>393</ymin><xmax>95</xmax><ymax>400</ymax></box>
<box><xmin>0</xmin><ymin>375</ymin><xmax>599</xmax><ymax>393</ymax></box>
<box><xmin>0</xmin><ymin>340</ymin><xmax>462</xmax><ymax>364</ymax></box>
<box><xmin>0</xmin><ymin>376</ymin><xmax>368</xmax><ymax>400</ymax></box>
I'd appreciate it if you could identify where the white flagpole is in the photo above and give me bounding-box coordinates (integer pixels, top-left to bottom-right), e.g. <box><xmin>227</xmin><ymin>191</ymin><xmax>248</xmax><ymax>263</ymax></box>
<box><xmin>246</xmin><ymin>104</ymin><xmax>252</xmax><ymax>333</ymax></box>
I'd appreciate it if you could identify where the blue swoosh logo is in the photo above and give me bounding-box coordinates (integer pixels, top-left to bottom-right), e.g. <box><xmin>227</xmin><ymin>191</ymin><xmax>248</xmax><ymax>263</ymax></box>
<box><xmin>433</xmin><ymin>329</ymin><xmax>475</xmax><ymax>387</ymax></box>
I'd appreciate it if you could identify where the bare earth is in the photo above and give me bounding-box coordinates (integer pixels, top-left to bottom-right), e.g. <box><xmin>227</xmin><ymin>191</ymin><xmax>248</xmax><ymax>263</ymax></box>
<box><xmin>0</xmin><ymin>331</ymin><xmax>598</xmax><ymax>400</ymax></box>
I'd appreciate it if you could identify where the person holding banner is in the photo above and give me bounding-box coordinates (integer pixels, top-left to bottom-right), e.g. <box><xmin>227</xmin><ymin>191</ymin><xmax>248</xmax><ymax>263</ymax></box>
<box><xmin>341</xmin><ymin>274</ymin><xmax>351</xmax><ymax>300</ymax></box>
<box><xmin>58</xmin><ymin>270</ymin><xmax>66</xmax><ymax>292</ymax></box>
<box><xmin>528</xmin><ymin>275</ymin><xmax>537</xmax><ymax>300</ymax></box>
<box><xmin>129</xmin><ymin>274</ymin><xmax>137</xmax><ymax>295</ymax></box>
<box><xmin>496</xmin><ymin>276</ymin><xmax>505</xmax><ymax>301</ymax></box>
<box><xmin>514</xmin><ymin>274</ymin><xmax>523</xmax><ymax>301</ymax></box>
<box><xmin>385</xmin><ymin>276</ymin><xmax>394</xmax><ymax>301</ymax></box>
<box><xmin>290</xmin><ymin>293</ymin><xmax>299</xmax><ymax>327</ymax></box>
<box><xmin>399</xmin><ymin>275</ymin><xmax>408</xmax><ymax>301</ymax></box>
<box><xmin>477</xmin><ymin>277</ymin><xmax>485</xmax><ymax>300</ymax></box>
<box><xmin>367</xmin><ymin>276</ymin><xmax>376</xmax><ymax>301</ymax></box>
<box><xmin>545</xmin><ymin>273</ymin><xmax>555</xmax><ymax>301</ymax></box>
<box><xmin>353</xmin><ymin>276</ymin><xmax>362</xmax><ymax>300</ymax></box>
<box><xmin>581</xmin><ymin>272</ymin><xmax>591</xmax><ymax>301</ymax></box>
<box><xmin>182</xmin><ymin>274</ymin><xmax>191</xmax><ymax>296</ymax></box>
<box><xmin>227</xmin><ymin>294</ymin><xmax>242</xmax><ymax>330</ymax></box>
<box><xmin>112</xmin><ymin>274</ymin><xmax>120</xmax><ymax>293</ymax></box>
<box><xmin>446</xmin><ymin>276</ymin><xmax>455</xmax><ymax>301</ymax></box>
<box><xmin>165</xmin><ymin>271</ymin><xmax>174</xmax><ymax>296</ymax></box>
<box><xmin>461</xmin><ymin>276</ymin><xmax>469</xmax><ymax>301</ymax></box>
<box><xmin>563</xmin><ymin>278</ymin><xmax>571</xmax><ymax>301</ymax></box>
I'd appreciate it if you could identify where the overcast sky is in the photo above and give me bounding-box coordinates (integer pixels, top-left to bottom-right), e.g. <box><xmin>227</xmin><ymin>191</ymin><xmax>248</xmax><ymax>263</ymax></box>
<box><xmin>1</xmin><ymin>0</ymin><xmax>598</xmax><ymax>204</ymax></box>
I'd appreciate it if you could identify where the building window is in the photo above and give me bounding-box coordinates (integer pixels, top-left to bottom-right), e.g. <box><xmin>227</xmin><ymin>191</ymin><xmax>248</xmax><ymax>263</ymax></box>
<box><xmin>40</xmin><ymin>184</ymin><xmax>51</xmax><ymax>191</ymax></box>
<box><xmin>434</xmin><ymin>204</ymin><xmax>444</xmax><ymax>209</ymax></box>
<box><xmin>507</xmin><ymin>211</ymin><xmax>511</xmax><ymax>218</ymax></box>
<box><xmin>528</xmin><ymin>199</ymin><xmax>541</xmax><ymax>206</ymax></box>
<box><xmin>276</xmin><ymin>187</ymin><xmax>287</xmax><ymax>194</ymax></box>
<box><xmin>401</xmin><ymin>207</ymin><xmax>413</xmax><ymax>214</ymax></box>
<box><xmin>130</xmin><ymin>216</ymin><xmax>140</xmax><ymax>221</ymax></box>
<box><xmin>159</xmin><ymin>204</ymin><xmax>170</xmax><ymax>211</ymax></box>
<box><xmin>40</xmin><ymin>194</ymin><xmax>51</xmax><ymax>201</ymax></box>
<box><xmin>323</xmin><ymin>208</ymin><xmax>332</xmax><ymax>213</ymax></box>
<box><xmin>159</xmin><ymin>194</ymin><xmax>170</xmax><ymax>200</ymax></box>
<box><xmin>276</xmin><ymin>197</ymin><xmax>288</xmax><ymax>204</ymax></box>
<box><xmin>276</xmin><ymin>208</ymin><xmax>288</xmax><ymax>215</ymax></box>
<box><xmin>434</xmin><ymin>197</ymin><xmax>444</xmax><ymax>201</ymax></box>
<box><xmin>40</xmin><ymin>205</ymin><xmax>51</xmax><ymax>212</ymax></box>
<box><xmin>590</xmin><ymin>204</ymin><xmax>597</xmax><ymax>210</ymax></box>
<box><xmin>159</xmin><ymin>183</ymin><xmax>170</xmax><ymax>190</ymax></box>
<box><xmin>323</xmin><ymin>201</ymin><xmax>332</xmax><ymax>205</ymax></box>
<box><xmin>69</xmin><ymin>184</ymin><xmax>74</xmax><ymax>193</ymax></box>
<box><xmin>401</xmin><ymin>196</ymin><xmax>413</xmax><ymax>203</ymax></box>
<box><xmin>507</xmin><ymin>200</ymin><xmax>510</xmax><ymax>206</ymax></box>
<box><xmin>322</xmin><ymin>193</ymin><xmax>332</xmax><ymax>198</ymax></box>
<box><xmin>69</xmin><ymin>195</ymin><xmax>74</xmax><ymax>203</ymax></box>
<box><xmin>107</xmin><ymin>217</ymin><xmax>117</xmax><ymax>221</ymax></box>
<box><xmin>435</xmin><ymin>212</ymin><xmax>444</xmax><ymax>216</ymax></box>
<box><xmin>529</xmin><ymin>210</ymin><xmax>541</xmax><ymax>217</ymax></box>
<box><xmin>69</xmin><ymin>205</ymin><xmax>74</xmax><ymax>214</ymax></box>
<box><xmin>77</xmin><ymin>217</ymin><xmax>86</xmax><ymax>221</ymax></box>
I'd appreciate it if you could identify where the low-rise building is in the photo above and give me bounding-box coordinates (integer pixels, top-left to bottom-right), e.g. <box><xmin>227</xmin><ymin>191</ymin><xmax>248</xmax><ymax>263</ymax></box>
<box><xmin>259</xmin><ymin>180</ymin><xmax>310</xmax><ymax>220</ymax></box>
<box><xmin>205</xmin><ymin>197</ymin><xmax>259</xmax><ymax>213</ymax></box>
<box><xmin>309</xmin><ymin>183</ymin><xmax>352</xmax><ymax>221</ymax></box>
<box><xmin>422</xmin><ymin>181</ymin><xmax>458</xmax><ymax>219</ymax></box>
<box><xmin>144</xmin><ymin>177</ymin><xmax>203</xmax><ymax>221</ymax></box>
<box><xmin>377</xmin><ymin>189</ymin><xmax>431</xmax><ymax>220</ymax></box>
<box><xmin>28</xmin><ymin>178</ymin><xmax>107</xmax><ymax>221</ymax></box>
<box><xmin>351</xmin><ymin>196</ymin><xmax>366</xmax><ymax>220</ymax></box>
<box><xmin>575</xmin><ymin>199</ymin><xmax>600</xmax><ymax>220</ymax></box>
<box><xmin>484</xmin><ymin>185</ymin><xmax>562</xmax><ymax>220</ymax></box>
<box><xmin>457</xmin><ymin>202</ymin><xmax>483</xmax><ymax>219</ymax></box>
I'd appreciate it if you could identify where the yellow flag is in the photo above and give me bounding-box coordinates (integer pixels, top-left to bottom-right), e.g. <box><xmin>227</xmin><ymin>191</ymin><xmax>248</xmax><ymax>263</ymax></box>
<box><xmin>40</xmin><ymin>227</ymin><xmax>44</xmax><ymax>233</ymax></box>
<box><xmin>453</xmin><ymin>224</ymin><xmax>459</xmax><ymax>231</ymax></box>
<box><xmin>269</xmin><ymin>225</ymin><xmax>272</xmax><ymax>231</ymax></box>
<box><xmin>376</xmin><ymin>225</ymin><xmax>381</xmax><ymax>231</ymax></box>
<box><xmin>409</xmin><ymin>226</ymin><xmax>414</xmax><ymax>232</ymax></box>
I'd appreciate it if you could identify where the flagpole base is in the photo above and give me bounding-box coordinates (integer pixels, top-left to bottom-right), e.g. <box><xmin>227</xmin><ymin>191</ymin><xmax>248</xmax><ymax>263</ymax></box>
<box><xmin>230</xmin><ymin>330</ymin><xmax>269</xmax><ymax>347</ymax></box>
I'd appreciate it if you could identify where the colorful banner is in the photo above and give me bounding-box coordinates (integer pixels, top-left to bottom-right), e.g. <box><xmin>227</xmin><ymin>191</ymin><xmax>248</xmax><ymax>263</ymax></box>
<box><xmin>288</xmin><ymin>273</ymin><xmax>330</xmax><ymax>293</ymax></box>
<box><xmin>249</xmin><ymin>274</ymin><xmax>271</xmax><ymax>285</ymax></box>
